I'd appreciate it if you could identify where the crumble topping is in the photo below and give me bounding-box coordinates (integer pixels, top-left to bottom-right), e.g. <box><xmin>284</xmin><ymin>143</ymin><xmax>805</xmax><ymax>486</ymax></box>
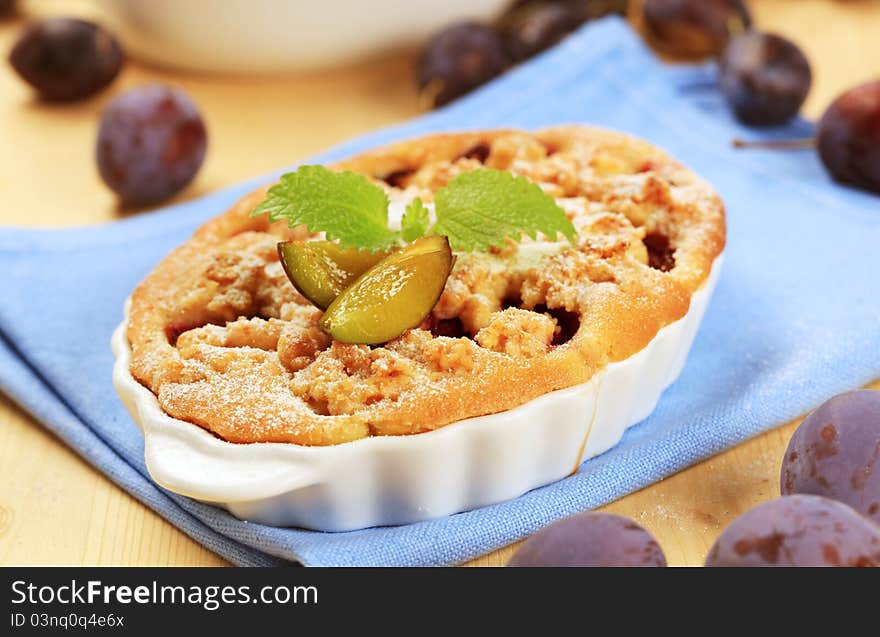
<box><xmin>128</xmin><ymin>126</ymin><xmax>725</xmax><ymax>445</ymax></box>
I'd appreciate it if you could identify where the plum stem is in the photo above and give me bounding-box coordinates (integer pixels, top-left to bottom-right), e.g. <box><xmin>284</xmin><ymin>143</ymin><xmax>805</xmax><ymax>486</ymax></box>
<box><xmin>732</xmin><ymin>137</ymin><xmax>816</xmax><ymax>150</ymax></box>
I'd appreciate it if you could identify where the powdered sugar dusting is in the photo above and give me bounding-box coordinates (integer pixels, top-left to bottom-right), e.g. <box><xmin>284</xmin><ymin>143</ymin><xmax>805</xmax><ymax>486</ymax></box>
<box><xmin>127</xmin><ymin>127</ymin><xmax>724</xmax><ymax>445</ymax></box>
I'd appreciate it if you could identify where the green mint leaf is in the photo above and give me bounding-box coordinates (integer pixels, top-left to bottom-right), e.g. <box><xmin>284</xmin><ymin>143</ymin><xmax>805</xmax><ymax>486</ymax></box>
<box><xmin>400</xmin><ymin>198</ymin><xmax>430</xmax><ymax>242</ymax></box>
<box><xmin>431</xmin><ymin>169</ymin><xmax>576</xmax><ymax>252</ymax></box>
<box><xmin>250</xmin><ymin>165</ymin><xmax>398</xmax><ymax>252</ymax></box>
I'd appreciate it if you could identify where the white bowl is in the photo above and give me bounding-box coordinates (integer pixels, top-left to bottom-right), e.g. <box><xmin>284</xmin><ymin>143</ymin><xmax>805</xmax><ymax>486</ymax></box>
<box><xmin>90</xmin><ymin>0</ymin><xmax>509</xmax><ymax>73</ymax></box>
<box><xmin>112</xmin><ymin>254</ymin><xmax>723</xmax><ymax>531</ymax></box>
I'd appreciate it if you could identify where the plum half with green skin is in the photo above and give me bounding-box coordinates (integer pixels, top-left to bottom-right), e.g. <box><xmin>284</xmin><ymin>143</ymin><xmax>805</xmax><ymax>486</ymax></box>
<box><xmin>507</xmin><ymin>512</ymin><xmax>667</xmax><ymax>567</ymax></box>
<box><xmin>705</xmin><ymin>495</ymin><xmax>880</xmax><ymax>567</ymax></box>
<box><xmin>781</xmin><ymin>390</ymin><xmax>880</xmax><ymax>523</ymax></box>
<box><xmin>278</xmin><ymin>240</ymin><xmax>388</xmax><ymax>310</ymax></box>
<box><xmin>319</xmin><ymin>235</ymin><xmax>453</xmax><ymax>345</ymax></box>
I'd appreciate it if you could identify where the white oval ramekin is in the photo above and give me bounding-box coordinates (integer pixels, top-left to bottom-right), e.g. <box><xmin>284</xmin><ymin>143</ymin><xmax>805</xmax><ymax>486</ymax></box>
<box><xmin>112</xmin><ymin>255</ymin><xmax>722</xmax><ymax>531</ymax></box>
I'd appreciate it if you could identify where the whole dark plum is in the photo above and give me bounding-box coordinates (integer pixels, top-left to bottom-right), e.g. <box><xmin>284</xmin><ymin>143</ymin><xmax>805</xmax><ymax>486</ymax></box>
<box><xmin>719</xmin><ymin>31</ymin><xmax>812</xmax><ymax>126</ymax></box>
<box><xmin>579</xmin><ymin>0</ymin><xmax>630</xmax><ymax>20</ymax></box>
<box><xmin>705</xmin><ymin>495</ymin><xmax>880</xmax><ymax>567</ymax></box>
<box><xmin>817</xmin><ymin>81</ymin><xmax>880</xmax><ymax>195</ymax></box>
<box><xmin>508</xmin><ymin>512</ymin><xmax>667</xmax><ymax>567</ymax></box>
<box><xmin>9</xmin><ymin>18</ymin><xmax>124</xmax><ymax>101</ymax></box>
<box><xmin>96</xmin><ymin>84</ymin><xmax>207</xmax><ymax>206</ymax></box>
<box><xmin>636</xmin><ymin>0</ymin><xmax>751</xmax><ymax>59</ymax></box>
<box><xmin>501</xmin><ymin>2</ymin><xmax>583</xmax><ymax>62</ymax></box>
<box><xmin>417</xmin><ymin>23</ymin><xmax>507</xmax><ymax>108</ymax></box>
<box><xmin>781</xmin><ymin>390</ymin><xmax>880</xmax><ymax>523</ymax></box>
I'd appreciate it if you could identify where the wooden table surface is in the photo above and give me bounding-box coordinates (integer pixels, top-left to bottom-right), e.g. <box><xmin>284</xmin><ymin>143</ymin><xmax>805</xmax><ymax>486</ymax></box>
<box><xmin>1</xmin><ymin>0</ymin><xmax>878</xmax><ymax>567</ymax></box>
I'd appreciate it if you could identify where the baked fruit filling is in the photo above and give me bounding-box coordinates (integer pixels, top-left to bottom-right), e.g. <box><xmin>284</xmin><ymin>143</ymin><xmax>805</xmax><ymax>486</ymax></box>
<box><xmin>127</xmin><ymin>126</ymin><xmax>725</xmax><ymax>445</ymax></box>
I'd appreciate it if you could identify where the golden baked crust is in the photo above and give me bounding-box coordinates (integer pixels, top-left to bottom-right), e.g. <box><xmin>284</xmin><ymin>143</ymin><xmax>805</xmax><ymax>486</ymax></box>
<box><xmin>127</xmin><ymin>126</ymin><xmax>725</xmax><ymax>446</ymax></box>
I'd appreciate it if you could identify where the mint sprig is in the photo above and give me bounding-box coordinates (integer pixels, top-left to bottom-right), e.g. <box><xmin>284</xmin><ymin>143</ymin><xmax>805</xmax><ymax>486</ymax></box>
<box><xmin>433</xmin><ymin>169</ymin><xmax>575</xmax><ymax>251</ymax></box>
<box><xmin>401</xmin><ymin>198</ymin><xmax>430</xmax><ymax>242</ymax></box>
<box><xmin>251</xmin><ymin>165</ymin><xmax>575</xmax><ymax>252</ymax></box>
<box><xmin>251</xmin><ymin>166</ymin><xmax>398</xmax><ymax>252</ymax></box>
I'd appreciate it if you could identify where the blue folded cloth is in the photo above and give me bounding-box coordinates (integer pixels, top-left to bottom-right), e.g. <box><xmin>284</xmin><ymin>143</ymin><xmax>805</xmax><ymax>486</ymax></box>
<box><xmin>1</xmin><ymin>17</ymin><xmax>878</xmax><ymax>566</ymax></box>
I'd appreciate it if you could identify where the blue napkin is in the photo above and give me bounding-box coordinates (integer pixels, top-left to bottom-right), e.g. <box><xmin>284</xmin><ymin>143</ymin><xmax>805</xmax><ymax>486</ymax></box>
<box><xmin>1</xmin><ymin>17</ymin><xmax>878</xmax><ymax>566</ymax></box>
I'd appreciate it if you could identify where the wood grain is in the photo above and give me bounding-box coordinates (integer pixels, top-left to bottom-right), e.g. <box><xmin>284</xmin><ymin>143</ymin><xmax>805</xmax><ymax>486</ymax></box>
<box><xmin>0</xmin><ymin>0</ymin><xmax>878</xmax><ymax>566</ymax></box>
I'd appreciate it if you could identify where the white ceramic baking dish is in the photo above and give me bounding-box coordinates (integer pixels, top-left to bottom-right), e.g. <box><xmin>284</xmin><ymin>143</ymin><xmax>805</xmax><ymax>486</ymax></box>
<box><xmin>112</xmin><ymin>254</ymin><xmax>722</xmax><ymax>531</ymax></box>
<box><xmin>82</xmin><ymin>0</ymin><xmax>509</xmax><ymax>72</ymax></box>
